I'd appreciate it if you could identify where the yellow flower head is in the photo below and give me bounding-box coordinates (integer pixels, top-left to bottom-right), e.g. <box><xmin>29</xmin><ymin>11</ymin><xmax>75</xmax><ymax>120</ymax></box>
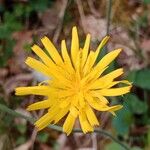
<box><xmin>15</xmin><ymin>26</ymin><xmax>131</xmax><ymax>135</ymax></box>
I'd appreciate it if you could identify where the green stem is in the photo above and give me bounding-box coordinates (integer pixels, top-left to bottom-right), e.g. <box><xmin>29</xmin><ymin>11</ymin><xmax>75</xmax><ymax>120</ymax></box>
<box><xmin>0</xmin><ymin>103</ymin><xmax>33</xmax><ymax>123</ymax></box>
<box><xmin>0</xmin><ymin>103</ymin><xmax>130</xmax><ymax>150</ymax></box>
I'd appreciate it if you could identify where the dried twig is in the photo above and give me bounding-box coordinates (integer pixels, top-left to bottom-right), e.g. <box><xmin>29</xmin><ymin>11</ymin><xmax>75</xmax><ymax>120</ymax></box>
<box><xmin>30</xmin><ymin>128</ymin><xmax>38</xmax><ymax>150</ymax></box>
<box><xmin>75</xmin><ymin>0</ymin><xmax>86</xmax><ymax>33</ymax></box>
<box><xmin>92</xmin><ymin>133</ymin><xmax>97</xmax><ymax>150</ymax></box>
<box><xmin>106</xmin><ymin>0</ymin><xmax>112</xmax><ymax>35</ymax></box>
<box><xmin>53</xmin><ymin>0</ymin><xmax>68</xmax><ymax>43</ymax></box>
<box><xmin>87</xmin><ymin>0</ymin><xmax>100</xmax><ymax>17</ymax></box>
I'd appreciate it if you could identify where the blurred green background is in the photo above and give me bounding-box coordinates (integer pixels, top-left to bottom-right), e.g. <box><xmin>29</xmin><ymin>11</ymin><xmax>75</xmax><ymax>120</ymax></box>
<box><xmin>0</xmin><ymin>0</ymin><xmax>150</xmax><ymax>150</ymax></box>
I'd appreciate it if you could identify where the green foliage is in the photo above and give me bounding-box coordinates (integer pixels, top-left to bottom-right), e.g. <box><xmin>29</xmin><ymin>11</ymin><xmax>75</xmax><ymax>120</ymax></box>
<box><xmin>16</xmin><ymin>124</ymin><xmax>27</xmax><ymax>134</ymax></box>
<box><xmin>127</xmin><ymin>69</ymin><xmax>150</xmax><ymax>89</ymax></box>
<box><xmin>0</xmin><ymin>11</ymin><xmax>22</xmax><ymax>38</ymax></box>
<box><xmin>29</xmin><ymin>0</ymin><xmax>53</xmax><ymax>12</ymax></box>
<box><xmin>143</xmin><ymin>0</ymin><xmax>150</xmax><ymax>4</ymax></box>
<box><xmin>0</xmin><ymin>114</ymin><xmax>14</xmax><ymax>134</ymax></box>
<box><xmin>64</xmin><ymin>11</ymin><xmax>73</xmax><ymax>24</ymax></box>
<box><xmin>0</xmin><ymin>98</ymin><xmax>14</xmax><ymax>133</ymax></box>
<box><xmin>131</xmin><ymin>147</ymin><xmax>143</xmax><ymax>150</ymax></box>
<box><xmin>0</xmin><ymin>11</ymin><xmax>22</xmax><ymax>66</ymax></box>
<box><xmin>0</xmin><ymin>0</ymin><xmax>54</xmax><ymax>67</ymax></box>
<box><xmin>16</xmin><ymin>136</ymin><xmax>27</xmax><ymax>145</ymax></box>
<box><xmin>0</xmin><ymin>38</ymin><xmax>15</xmax><ymax>67</ymax></box>
<box><xmin>105</xmin><ymin>142</ymin><xmax>142</xmax><ymax>150</ymax></box>
<box><xmin>112</xmin><ymin>98</ymin><xmax>134</xmax><ymax>136</ymax></box>
<box><xmin>37</xmin><ymin>132</ymin><xmax>49</xmax><ymax>143</ymax></box>
<box><xmin>105</xmin><ymin>142</ymin><xmax>127</xmax><ymax>150</ymax></box>
<box><xmin>113</xmin><ymin>94</ymin><xmax>148</xmax><ymax>136</ymax></box>
<box><xmin>137</xmin><ymin>11</ymin><xmax>149</xmax><ymax>28</ymax></box>
<box><xmin>125</xmin><ymin>94</ymin><xmax>148</xmax><ymax>115</ymax></box>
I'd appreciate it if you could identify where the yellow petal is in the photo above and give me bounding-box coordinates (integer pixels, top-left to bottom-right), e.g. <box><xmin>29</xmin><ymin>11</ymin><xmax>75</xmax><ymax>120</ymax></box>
<box><xmin>54</xmin><ymin>107</ymin><xmax>69</xmax><ymax>124</ymax></box>
<box><xmin>35</xmin><ymin>104</ymin><xmax>60</xmax><ymax>130</ymax></box>
<box><xmin>26</xmin><ymin>57</ymin><xmax>71</xmax><ymax>85</ymax></box>
<box><xmin>31</xmin><ymin>45</ymin><xmax>55</xmax><ymax>68</ymax></box>
<box><xmin>27</xmin><ymin>100</ymin><xmax>51</xmax><ymax>111</ymax></box>
<box><xmin>108</xmin><ymin>105</ymin><xmax>123</xmax><ymax>112</ymax></box>
<box><xmin>85</xmin><ymin>95</ymin><xmax>105</xmax><ymax>111</ymax></box>
<box><xmin>15</xmin><ymin>86</ymin><xmax>51</xmax><ymax>96</ymax></box>
<box><xmin>70</xmin><ymin>106</ymin><xmax>78</xmax><ymax>118</ymax></box>
<box><xmin>81</xmin><ymin>67</ymin><xmax>108</xmax><ymax>86</ymax></box>
<box><xmin>95</xmin><ymin>36</ymin><xmax>110</xmax><ymax>56</ymax></box>
<box><xmin>85</xmin><ymin>93</ymin><xmax>121</xmax><ymax>111</ymax></box>
<box><xmin>41</xmin><ymin>36</ymin><xmax>63</xmax><ymax>64</ymax></box>
<box><xmin>25</xmin><ymin>57</ymin><xmax>52</xmax><ymax>77</ymax></box>
<box><xmin>71</xmin><ymin>26</ymin><xmax>79</xmax><ymax>67</ymax></box>
<box><xmin>79</xmin><ymin>110</ymin><xmax>93</xmax><ymax>133</ymax></box>
<box><xmin>83</xmin><ymin>51</ymin><xmax>95</xmax><ymax>75</ymax></box>
<box><xmin>87</xmin><ymin>76</ymin><xmax>108</xmax><ymax>90</ymax></box>
<box><xmin>78</xmin><ymin>92</ymin><xmax>85</xmax><ymax>108</ymax></box>
<box><xmin>90</xmin><ymin>91</ymin><xmax>109</xmax><ymax>104</ymax></box>
<box><xmin>71</xmin><ymin>95</ymin><xmax>78</xmax><ymax>107</ymax></box>
<box><xmin>58</xmin><ymin>90</ymin><xmax>74</xmax><ymax>98</ymax></box>
<box><xmin>59</xmin><ymin>98</ymin><xmax>70</xmax><ymax>108</ymax></box>
<box><xmin>81</xmin><ymin>34</ymin><xmax>91</xmax><ymax>68</ymax></box>
<box><xmin>83</xmin><ymin>36</ymin><xmax>110</xmax><ymax>74</ymax></box>
<box><xmin>98</xmin><ymin>86</ymin><xmax>132</xmax><ymax>96</ymax></box>
<box><xmin>89</xmin><ymin>68</ymin><xmax>124</xmax><ymax>89</ymax></box>
<box><xmin>61</xmin><ymin>40</ymin><xmax>69</xmax><ymax>62</ymax></box>
<box><xmin>91</xmin><ymin>66</ymin><xmax>109</xmax><ymax>80</ymax></box>
<box><xmin>89</xmin><ymin>49</ymin><xmax>122</xmax><ymax>80</ymax></box>
<box><xmin>96</xmin><ymin>48</ymin><xmax>122</xmax><ymax>69</ymax></box>
<box><xmin>35</xmin><ymin>112</ymin><xmax>53</xmax><ymax>131</ymax></box>
<box><xmin>74</xmin><ymin>50</ymin><xmax>81</xmax><ymax>79</ymax></box>
<box><xmin>100</xmin><ymin>68</ymin><xmax>124</xmax><ymax>81</ymax></box>
<box><xmin>85</xmin><ymin>105</ymin><xmax>99</xmax><ymax>126</ymax></box>
<box><xmin>106</xmin><ymin>80</ymin><xmax>132</xmax><ymax>88</ymax></box>
<box><xmin>63</xmin><ymin>113</ymin><xmax>76</xmax><ymax>135</ymax></box>
<box><xmin>61</xmin><ymin>40</ymin><xmax>74</xmax><ymax>74</ymax></box>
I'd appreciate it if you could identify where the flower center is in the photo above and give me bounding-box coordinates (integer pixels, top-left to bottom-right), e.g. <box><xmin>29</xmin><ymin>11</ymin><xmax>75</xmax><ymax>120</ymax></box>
<box><xmin>74</xmin><ymin>81</ymin><xmax>82</xmax><ymax>94</ymax></box>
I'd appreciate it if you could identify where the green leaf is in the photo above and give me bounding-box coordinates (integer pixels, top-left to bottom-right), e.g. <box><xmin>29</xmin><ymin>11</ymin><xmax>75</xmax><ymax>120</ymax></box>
<box><xmin>105</xmin><ymin>142</ymin><xmax>125</xmax><ymax>150</ymax></box>
<box><xmin>16</xmin><ymin>136</ymin><xmax>26</xmax><ymax>145</ymax></box>
<box><xmin>144</xmin><ymin>0</ymin><xmax>150</xmax><ymax>4</ymax></box>
<box><xmin>0</xmin><ymin>38</ymin><xmax>15</xmax><ymax>67</ymax></box>
<box><xmin>113</xmin><ymin>93</ymin><xmax>148</xmax><ymax>136</ymax></box>
<box><xmin>16</xmin><ymin>124</ymin><xmax>27</xmax><ymax>134</ymax></box>
<box><xmin>137</xmin><ymin>12</ymin><xmax>148</xmax><ymax>28</ymax></box>
<box><xmin>130</xmin><ymin>147</ymin><xmax>143</xmax><ymax>150</ymax></box>
<box><xmin>112</xmin><ymin>101</ymin><xmax>134</xmax><ymax>136</ymax></box>
<box><xmin>37</xmin><ymin>132</ymin><xmax>49</xmax><ymax>143</ymax></box>
<box><xmin>0</xmin><ymin>121</ymin><xmax>7</xmax><ymax>134</ymax></box>
<box><xmin>0</xmin><ymin>11</ymin><xmax>22</xmax><ymax>67</ymax></box>
<box><xmin>127</xmin><ymin>69</ymin><xmax>150</xmax><ymax>89</ymax></box>
<box><xmin>29</xmin><ymin>0</ymin><xmax>53</xmax><ymax>12</ymax></box>
<box><xmin>125</xmin><ymin>94</ymin><xmax>148</xmax><ymax>114</ymax></box>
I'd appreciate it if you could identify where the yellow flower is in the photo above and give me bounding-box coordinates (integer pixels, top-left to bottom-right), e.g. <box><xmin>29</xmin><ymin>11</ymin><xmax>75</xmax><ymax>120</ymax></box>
<box><xmin>15</xmin><ymin>26</ymin><xmax>131</xmax><ymax>135</ymax></box>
